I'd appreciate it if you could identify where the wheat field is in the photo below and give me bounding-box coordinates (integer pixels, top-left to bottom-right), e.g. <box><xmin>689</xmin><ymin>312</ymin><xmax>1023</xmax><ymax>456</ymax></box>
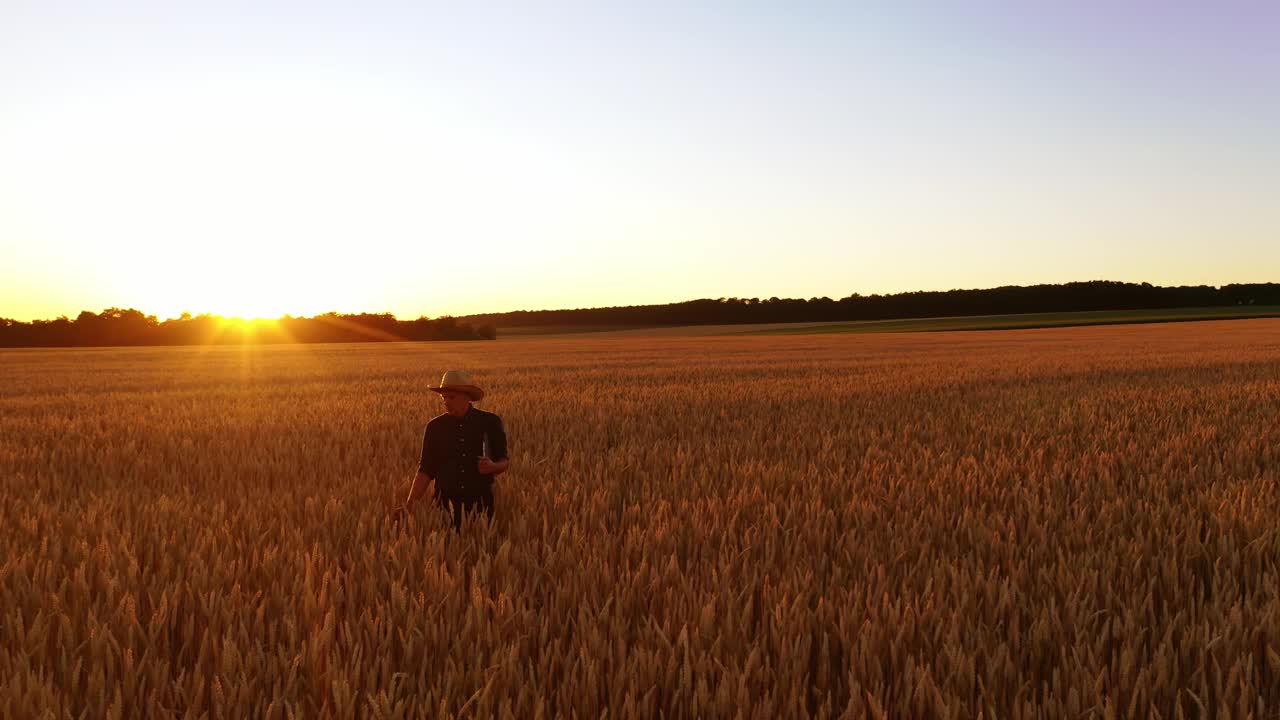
<box><xmin>2</xmin><ymin>319</ymin><xmax>1279</xmax><ymax>718</ymax></box>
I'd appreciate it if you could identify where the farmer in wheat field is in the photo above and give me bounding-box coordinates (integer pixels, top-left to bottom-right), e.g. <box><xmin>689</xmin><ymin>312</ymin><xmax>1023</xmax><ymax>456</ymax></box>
<box><xmin>396</xmin><ymin>370</ymin><xmax>509</xmax><ymax>531</ymax></box>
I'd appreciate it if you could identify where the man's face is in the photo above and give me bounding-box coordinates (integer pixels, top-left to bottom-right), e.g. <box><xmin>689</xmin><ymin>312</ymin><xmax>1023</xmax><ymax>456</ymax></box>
<box><xmin>440</xmin><ymin>389</ymin><xmax>470</xmax><ymax>415</ymax></box>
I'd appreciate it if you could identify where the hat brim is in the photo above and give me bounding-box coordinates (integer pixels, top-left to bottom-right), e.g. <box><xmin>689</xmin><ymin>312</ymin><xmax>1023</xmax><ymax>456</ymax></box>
<box><xmin>429</xmin><ymin>385</ymin><xmax>484</xmax><ymax>401</ymax></box>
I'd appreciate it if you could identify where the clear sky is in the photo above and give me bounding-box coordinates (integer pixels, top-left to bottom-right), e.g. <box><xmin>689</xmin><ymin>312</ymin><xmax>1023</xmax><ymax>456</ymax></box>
<box><xmin>2</xmin><ymin>1</ymin><xmax>1277</xmax><ymax>321</ymax></box>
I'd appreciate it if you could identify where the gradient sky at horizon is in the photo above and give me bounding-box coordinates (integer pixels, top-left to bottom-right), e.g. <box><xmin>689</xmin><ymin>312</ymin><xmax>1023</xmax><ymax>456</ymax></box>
<box><xmin>2</xmin><ymin>1</ymin><xmax>1277</xmax><ymax>321</ymax></box>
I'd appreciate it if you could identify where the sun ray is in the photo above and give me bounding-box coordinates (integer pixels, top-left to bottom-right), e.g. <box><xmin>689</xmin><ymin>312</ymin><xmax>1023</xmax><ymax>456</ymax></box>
<box><xmin>310</xmin><ymin>314</ymin><xmax>407</xmax><ymax>343</ymax></box>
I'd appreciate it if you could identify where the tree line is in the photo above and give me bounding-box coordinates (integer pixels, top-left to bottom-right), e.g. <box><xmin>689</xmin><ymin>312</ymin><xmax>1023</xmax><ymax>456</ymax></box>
<box><xmin>5</xmin><ymin>281</ymin><xmax>1276</xmax><ymax>348</ymax></box>
<box><xmin>0</xmin><ymin>309</ymin><xmax>496</xmax><ymax>348</ymax></box>
<box><xmin>459</xmin><ymin>281</ymin><xmax>1280</xmax><ymax>329</ymax></box>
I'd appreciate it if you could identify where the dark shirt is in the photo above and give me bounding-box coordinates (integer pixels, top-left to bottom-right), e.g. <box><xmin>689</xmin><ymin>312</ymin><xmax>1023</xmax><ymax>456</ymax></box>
<box><xmin>418</xmin><ymin>406</ymin><xmax>508</xmax><ymax>489</ymax></box>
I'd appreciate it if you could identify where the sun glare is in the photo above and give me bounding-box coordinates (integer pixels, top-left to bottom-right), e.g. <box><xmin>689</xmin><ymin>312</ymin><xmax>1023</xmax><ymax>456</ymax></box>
<box><xmin>194</xmin><ymin>283</ymin><xmax>314</xmax><ymax>321</ymax></box>
<box><xmin>145</xmin><ymin>280</ymin><xmax>339</xmax><ymax>323</ymax></box>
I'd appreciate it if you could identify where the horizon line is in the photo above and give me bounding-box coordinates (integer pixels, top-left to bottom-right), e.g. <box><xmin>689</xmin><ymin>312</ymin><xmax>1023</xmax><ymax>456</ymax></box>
<box><xmin>5</xmin><ymin>278</ymin><xmax>1277</xmax><ymax>324</ymax></box>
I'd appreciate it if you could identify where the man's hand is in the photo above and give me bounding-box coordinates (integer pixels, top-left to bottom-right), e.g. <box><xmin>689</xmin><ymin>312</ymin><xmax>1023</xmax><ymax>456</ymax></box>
<box><xmin>478</xmin><ymin>456</ymin><xmax>509</xmax><ymax>475</ymax></box>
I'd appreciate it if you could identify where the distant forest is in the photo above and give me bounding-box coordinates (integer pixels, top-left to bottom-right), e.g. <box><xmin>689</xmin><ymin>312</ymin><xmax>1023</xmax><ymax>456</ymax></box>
<box><xmin>4</xmin><ymin>281</ymin><xmax>1278</xmax><ymax>348</ymax></box>
<box><xmin>0</xmin><ymin>310</ymin><xmax>495</xmax><ymax>348</ymax></box>
<box><xmin>459</xmin><ymin>281</ymin><xmax>1280</xmax><ymax>329</ymax></box>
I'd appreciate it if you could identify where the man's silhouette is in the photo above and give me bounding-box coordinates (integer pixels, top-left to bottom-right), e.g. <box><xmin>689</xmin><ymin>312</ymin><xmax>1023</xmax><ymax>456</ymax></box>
<box><xmin>397</xmin><ymin>370</ymin><xmax>509</xmax><ymax>531</ymax></box>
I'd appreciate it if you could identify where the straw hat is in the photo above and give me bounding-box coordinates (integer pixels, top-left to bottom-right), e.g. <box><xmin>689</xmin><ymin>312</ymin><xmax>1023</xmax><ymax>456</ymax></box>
<box><xmin>429</xmin><ymin>369</ymin><xmax>485</xmax><ymax>401</ymax></box>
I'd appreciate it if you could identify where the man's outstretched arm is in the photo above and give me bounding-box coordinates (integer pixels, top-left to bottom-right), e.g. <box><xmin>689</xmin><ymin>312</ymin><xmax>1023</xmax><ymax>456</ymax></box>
<box><xmin>404</xmin><ymin>470</ymin><xmax>433</xmax><ymax>509</ymax></box>
<box><xmin>404</xmin><ymin>426</ymin><xmax>435</xmax><ymax>509</ymax></box>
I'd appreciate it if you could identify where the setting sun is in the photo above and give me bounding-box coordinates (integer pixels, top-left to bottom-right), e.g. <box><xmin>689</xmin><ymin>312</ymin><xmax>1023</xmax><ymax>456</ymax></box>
<box><xmin>123</xmin><ymin>250</ymin><xmax>371</xmax><ymax>322</ymax></box>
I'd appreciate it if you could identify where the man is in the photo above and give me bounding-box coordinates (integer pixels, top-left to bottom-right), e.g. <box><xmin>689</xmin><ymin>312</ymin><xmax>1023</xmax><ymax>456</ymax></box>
<box><xmin>397</xmin><ymin>370</ymin><xmax>509</xmax><ymax>531</ymax></box>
